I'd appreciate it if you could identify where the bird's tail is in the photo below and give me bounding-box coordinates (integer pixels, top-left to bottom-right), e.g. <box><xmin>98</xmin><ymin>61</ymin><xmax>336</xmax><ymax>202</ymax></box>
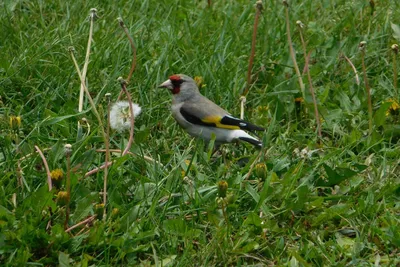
<box><xmin>234</xmin><ymin>130</ymin><xmax>263</xmax><ymax>148</ymax></box>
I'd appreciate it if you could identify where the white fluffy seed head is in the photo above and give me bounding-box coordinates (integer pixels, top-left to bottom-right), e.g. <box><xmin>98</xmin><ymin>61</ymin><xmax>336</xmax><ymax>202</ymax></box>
<box><xmin>110</xmin><ymin>101</ymin><xmax>141</xmax><ymax>132</ymax></box>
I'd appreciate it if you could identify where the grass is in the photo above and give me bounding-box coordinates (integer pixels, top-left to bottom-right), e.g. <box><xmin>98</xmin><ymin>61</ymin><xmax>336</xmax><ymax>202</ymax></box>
<box><xmin>1</xmin><ymin>0</ymin><xmax>400</xmax><ymax>266</ymax></box>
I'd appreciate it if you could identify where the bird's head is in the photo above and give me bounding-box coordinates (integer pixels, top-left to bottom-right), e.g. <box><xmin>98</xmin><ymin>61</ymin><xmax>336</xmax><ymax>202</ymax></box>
<box><xmin>158</xmin><ymin>74</ymin><xmax>199</xmax><ymax>97</ymax></box>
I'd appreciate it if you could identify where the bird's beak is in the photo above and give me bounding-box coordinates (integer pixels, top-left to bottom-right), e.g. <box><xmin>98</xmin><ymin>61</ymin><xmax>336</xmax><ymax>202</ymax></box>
<box><xmin>158</xmin><ymin>79</ymin><xmax>173</xmax><ymax>89</ymax></box>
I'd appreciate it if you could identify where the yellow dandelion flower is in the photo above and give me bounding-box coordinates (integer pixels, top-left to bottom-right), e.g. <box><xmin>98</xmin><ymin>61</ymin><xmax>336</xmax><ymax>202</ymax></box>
<box><xmin>51</xmin><ymin>169</ymin><xmax>64</xmax><ymax>188</ymax></box>
<box><xmin>194</xmin><ymin>76</ymin><xmax>204</xmax><ymax>88</ymax></box>
<box><xmin>50</xmin><ymin>169</ymin><xmax>64</xmax><ymax>181</ymax></box>
<box><xmin>386</xmin><ymin>98</ymin><xmax>400</xmax><ymax>116</ymax></box>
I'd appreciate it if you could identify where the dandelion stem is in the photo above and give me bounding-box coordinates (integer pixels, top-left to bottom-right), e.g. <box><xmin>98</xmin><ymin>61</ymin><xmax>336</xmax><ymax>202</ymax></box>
<box><xmin>392</xmin><ymin>44</ymin><xmax>399</xmax><ymax>100</ymax></box>
<box><xmin>283</xmin><ymin>1</ymin><xmax>305</xmax><ymax>98</ymax></box>
<box><xmin>221</xmin><ymin>200</ymin><xmax>229</xmax><ymax>226</ymax></box>
<box><xmin>394</xmin><ymin>53</ymin><xmax>398</xmax><ymax>96</ymax></box>
<box><xmin>359</xmin><ymin>42</ymin><xmax>373</xmax><ymax>134</ymax></box>
<box><xmin>34</xmin><ymin>145</ymin><xmax>52</xmax><ymax>191</ymax></box>
<box><xmin>65</xmin><ymin>146</ymin><xmax>71</xmax><ymax>230</ymax></box>
<box><xmin>85</xmin><ymin>162</ymin><xmax>113</xmax><ymax>177</ymax></box>
<box><xmin>103</xmin><ymin>95</ymin><xmax>112</xmax><ymax>219</ymax></box>
<box><xmin>244</xmin><ymin>1</ymin><xmax>263</xmax><ymax>96</ymax></box>
<box><xmin>118</xmin><ymin>78</ymin><xmax>136</xmax><ymax>156</ymax></box>
<box><xmin>297</xmin><ymin>21</ymin><xmax>322</xmax><ymax>141</ymax></box>
<box><xmin>117</xmin><ymin>17</ymin><xmax>137</xmax><ymax>101</ymax></box>
<box><xmin>17</xmin><ymin>159</ymin><xmax>23</xmax><ymax>190</ymax></box>
<box><xmin>244</xmin><ymin>149</ymin><xmax>263</xmax><ymax>180</ymax></box>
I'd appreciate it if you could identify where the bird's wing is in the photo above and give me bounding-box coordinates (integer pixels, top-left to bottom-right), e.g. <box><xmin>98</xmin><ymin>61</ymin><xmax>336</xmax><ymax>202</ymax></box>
<box><xmin>180</xmin><ymin>98</ymin><xmax>265</xmax><ymax>131</ymax></box>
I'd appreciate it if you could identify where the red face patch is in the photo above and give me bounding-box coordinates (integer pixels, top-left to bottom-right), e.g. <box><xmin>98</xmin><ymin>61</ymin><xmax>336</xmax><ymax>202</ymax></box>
<box><xmin>169</xmin><ymin>74</ymin><xmax>182</xmax><ymax>94</ymax></box>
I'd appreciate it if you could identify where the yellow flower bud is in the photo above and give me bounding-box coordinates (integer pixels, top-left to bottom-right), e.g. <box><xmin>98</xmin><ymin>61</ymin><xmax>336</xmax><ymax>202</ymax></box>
<box><xmin>255</xmin><ymin>163</ymin><xmax>267</xmax><ymax>179</ymax></box>
<box><xmin>217</xmin><ymin>180</ymin><xmax>228</xmax><ymax>198</ymax></box>
<box><xmin>95</xmin><ymin>203</ymin><xmax>105</xmax><ymax>220</ymax></box>
<box><xmin>9</xmin><ymin>116</ymin><xmax>21</xmax><ymax>130</ymax></box>
<box><xmin>111</xmin><ymin>208</ymin><xmax>119</xmax><ymax>217</ymax></box>
<box><xmin>57</xmin><ymin>191</ymin><xmax>69</xmax><ymax>206</ymax></box>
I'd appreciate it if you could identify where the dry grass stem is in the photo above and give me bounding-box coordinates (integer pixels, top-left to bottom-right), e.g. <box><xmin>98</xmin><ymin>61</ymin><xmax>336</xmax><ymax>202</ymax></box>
<box><xmin>78</xmin><ymin>8</ymin><xmax>97</xmax><ymax>134</ymax></box>
<box><xmin>342</xmin><ymin>53</ymin><xmax>360</xmax><ymax>85</ymax></box>
<box><xmin>65</xmin><ymin>215</ymin><xmax>97</xmax><ymax>233</ymax></box>
<box><xmin>34</xmin><ymin>145</ymin><xmax>52</xmax><ymax>191</ymax></box>
<box><xmin>239</xmin><ymin>96</ymin><xmax>246</xmax><ymax>120</ymax></box>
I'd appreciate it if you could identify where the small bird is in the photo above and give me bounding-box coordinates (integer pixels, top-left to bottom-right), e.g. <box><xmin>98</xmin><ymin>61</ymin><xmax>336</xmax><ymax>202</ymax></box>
<box><xmin>159</xmin><ymin>74</ymin><xmax>265</xmax><ymax>148</ymax></box>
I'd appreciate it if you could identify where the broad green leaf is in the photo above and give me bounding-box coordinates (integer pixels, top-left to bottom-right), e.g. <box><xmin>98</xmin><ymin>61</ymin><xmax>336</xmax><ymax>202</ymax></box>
<box><xmin>255</xmin><ymin>171</ymin><xmax>273</xmax><ymax>210</ymax></box>
<box><xmin>374</xmin><ymin>101</ymin><xmax>392</xmax><ymax>127</ymax></box>
<box><xmin>22</xmin><ymin>185</ymin><xmax>56</xmax><ymax>211</ymax></box>
<box><xmin>313</xmin><ymin>203</ymin><xmax>349</xmax><ymax>226</ymax></box>
<box><xmin>292</xmin><ymin>185</ymin><xmax>309</xmax><ymax>210</ymax></box>
<box><xmin>0</xmin><ymin>205</ymin><xmax>12</xmax><ymax>217</ymax></box>
<box><xmin>237</xmin><ymin>240</ymin><xmax>260</xmax><ymax>253</ymax></box>
<box><xmin>135</xmin><ymin>127</ymin><xmax>151</xmax><ymax>144</ymax></box>
<box><xmin>384</xmin><ymin>124</ymin><xmax>400</xmax><ymax>138</ymax></box>
<box><xmin>243</xmin><ymin>212</ymin><xmax>262</xmax><ymax>227</ymax></box>
<box><xmin>70</xmin><ymin>193</ymin><xmax>96</xmax><ymax>222</ymax></box>
<box><xmin>315</xmin><ymin>164</ymin><xmax>358</xmax><ymax>186</ymax></box>
<box><xmin>120</xmin><ymin>205</ymin><xmax>140</xmax><ymax>231</ymax></box>
<box><xmin>335</xmin><ymin>232</ymin><xmax>355</xmax><ymax>253</ymax></box>
<box><xmin>161</xmin><ymin>255</ymin><xmax>177</xmax><ymax>267</ymax></box>
<box><xmin>163</xmin><ymin>218</ymin><xmax>187</xmax><ymax>235</ymax></box>
<box><xmin>41</xmin><ymin>109</ymin><xmax>89</xmax><ymax>126</ymax></box>
<box><xmin>391</xmin><ymin>22</ymin><xmax>400</xmax><ymax>42</ymax></box>
<box><xmin>245</xmin><ymin>182</ymin><xmax>259</xmax><ymax>203</ymax></box>
<box><xmin>59</xmin><ymin>251</ymin><xmax>71</xmax><ymax>267</ymax></box>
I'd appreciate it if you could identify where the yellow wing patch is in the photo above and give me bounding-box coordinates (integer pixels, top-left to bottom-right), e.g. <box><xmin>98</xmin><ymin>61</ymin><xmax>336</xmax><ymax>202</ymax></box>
<box><xmin>201</xmin><ymin>116</ymin><xmax>240</xmax><ymax>130</ymax></box>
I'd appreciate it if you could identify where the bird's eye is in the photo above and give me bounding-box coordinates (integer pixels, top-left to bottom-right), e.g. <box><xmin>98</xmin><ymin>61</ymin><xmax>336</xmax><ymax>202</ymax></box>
<box><xmin>171</xmin><ymin>79</ymin><xmax>184</xmax><ymax>86</ymax></box>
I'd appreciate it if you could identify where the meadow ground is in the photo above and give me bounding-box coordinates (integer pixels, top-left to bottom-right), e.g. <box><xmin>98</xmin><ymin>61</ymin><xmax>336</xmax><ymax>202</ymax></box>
<box><xmin>0</xmin><ymin>0</ymin><xmax>400</xmax><ymax>266</ymax></box>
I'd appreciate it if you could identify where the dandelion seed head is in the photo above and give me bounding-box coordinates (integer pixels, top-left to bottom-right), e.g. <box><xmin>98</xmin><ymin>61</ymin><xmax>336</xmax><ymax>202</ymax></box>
<box><xmin>110</xmin><ymin>101</ymin><xmax>141</xmax><ymax>132</ymax></box>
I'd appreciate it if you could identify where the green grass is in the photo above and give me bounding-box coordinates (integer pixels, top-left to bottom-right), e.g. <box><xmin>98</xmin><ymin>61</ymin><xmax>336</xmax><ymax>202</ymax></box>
<box><xmin>1</xmin><ymin>0</ymin><xmax>400</xmax><ymax>266</ymax></box>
